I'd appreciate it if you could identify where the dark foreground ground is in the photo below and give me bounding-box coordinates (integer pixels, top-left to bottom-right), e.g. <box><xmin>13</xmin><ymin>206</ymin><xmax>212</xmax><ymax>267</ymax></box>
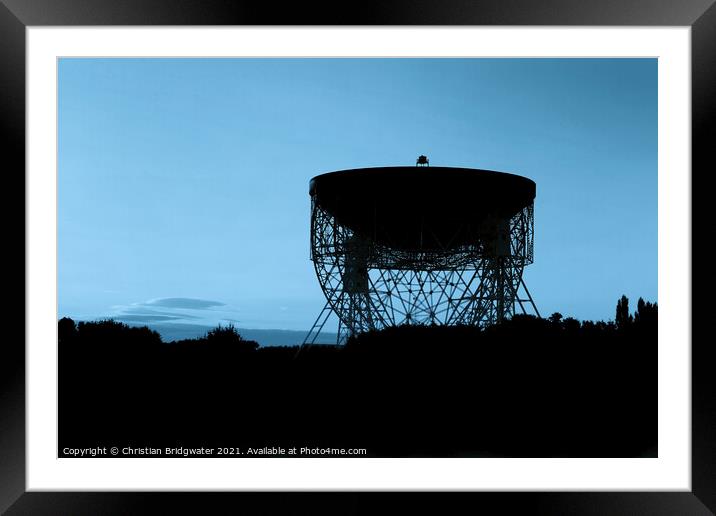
<box><xmin>58</xmin><ymin>303</ymin><xmax>656</xmax><ymax>458</ymax></box>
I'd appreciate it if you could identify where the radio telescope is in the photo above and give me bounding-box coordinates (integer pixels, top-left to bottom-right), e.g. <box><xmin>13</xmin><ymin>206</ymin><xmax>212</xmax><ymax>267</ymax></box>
<box><xmin>304</xmin><ymin>162</ymin><xmax>540</xmax><ymax>344</ymax></box>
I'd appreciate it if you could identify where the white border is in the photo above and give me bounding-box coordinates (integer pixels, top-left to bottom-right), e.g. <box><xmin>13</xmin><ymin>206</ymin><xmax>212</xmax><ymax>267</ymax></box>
<box><xmin>27</xmin><ymin>27</ymin><xmax>691</xmax><ymax>490</ymax></box>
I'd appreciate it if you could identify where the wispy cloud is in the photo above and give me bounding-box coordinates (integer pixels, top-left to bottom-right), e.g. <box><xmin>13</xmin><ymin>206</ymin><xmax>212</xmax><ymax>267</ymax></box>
<box><xmin>120</xmin><ymin>306</ymin><xmax>202</xmax><ymax>321</ymax></box>
<box><xmin>116</xmin><ymin>314</ymin><xmax>188</xmax><ymax>323</ymax></box>
<box><xmin>142</xmin><ymin>298</ymin><xmax>226</xmax><ymax>310</ymax></box>
<box><xmin>100</xmin><ymin>297</ymin><xmax>238</xmax><ymax>327</ymax></box>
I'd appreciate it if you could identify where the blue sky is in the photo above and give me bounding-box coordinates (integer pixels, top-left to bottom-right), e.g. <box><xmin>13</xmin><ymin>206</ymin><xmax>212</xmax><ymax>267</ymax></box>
<box><xmin>58</xmin><ymin>58</ymin><xmax>657</xmax><ymax>335</ymax></box>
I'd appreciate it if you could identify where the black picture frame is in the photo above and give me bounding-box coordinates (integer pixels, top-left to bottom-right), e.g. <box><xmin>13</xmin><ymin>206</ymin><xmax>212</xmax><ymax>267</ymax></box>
<box><xmin>3</xmin><ymin>1</ymin><xmax>713</xmax><ymax>513</ymax></box>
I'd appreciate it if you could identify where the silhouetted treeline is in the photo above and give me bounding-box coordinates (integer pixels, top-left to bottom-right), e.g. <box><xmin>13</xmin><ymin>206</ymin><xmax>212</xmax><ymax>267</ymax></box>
<box><xmin>59</xmin><ymin>297</ymin><xmax>657</xmax><ymax>457</ymax></box>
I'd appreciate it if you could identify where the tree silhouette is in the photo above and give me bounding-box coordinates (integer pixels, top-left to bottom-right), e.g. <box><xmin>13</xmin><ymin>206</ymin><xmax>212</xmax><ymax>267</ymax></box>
<box><xmin>57</xmin><ymin>295</ymin><xmax>657</xmax><ymax>458</ymax></box>
<box><xmin>563</xmin><ymin>317</ymin><xmax>581</xmax><ymax>332</ymax></box>
<box><xmin>634</xmin><ymin>297</ymin><xmax>658</xmax><ymax>327</ymax></box>
<box><xmin>58</xmin><ymin>316</ymin><xmax>77</xmax><ymax>343</ymax></box>
<box><xmin>205</xmin><ymin>323</ymin><xmax>259</xmax><ymax>352</ymax></box>
<box><xmin>615</xmin><ymin>295</ymin><xmax>633</xmax><ymax>330</ymax></box>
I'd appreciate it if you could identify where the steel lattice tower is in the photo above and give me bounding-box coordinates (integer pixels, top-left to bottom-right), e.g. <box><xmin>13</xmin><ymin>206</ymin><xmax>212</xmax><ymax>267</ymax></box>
<box><xmin>303</xmin><ymin>165</ymin><xmax>540</xmax><ymax>345</ymax></box>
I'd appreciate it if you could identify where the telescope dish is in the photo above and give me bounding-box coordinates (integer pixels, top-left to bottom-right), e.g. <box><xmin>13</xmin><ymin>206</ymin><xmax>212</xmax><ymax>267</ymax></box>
<box><xmin>310</xmin><ymin>167</ymin><xmax>536</xmax><ymax>251</ymax></box>
<box><xmin>304</xmin><ymin>165</ymin><xmax>540</xmax><ymax>345</ymax></box>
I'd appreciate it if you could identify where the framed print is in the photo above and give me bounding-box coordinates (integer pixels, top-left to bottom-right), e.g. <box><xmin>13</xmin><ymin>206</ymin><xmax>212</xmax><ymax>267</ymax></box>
<box><xmin>4</xmin><ymin>0</ymin><xmax>714</xmax><ymax>513</ymax></box>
